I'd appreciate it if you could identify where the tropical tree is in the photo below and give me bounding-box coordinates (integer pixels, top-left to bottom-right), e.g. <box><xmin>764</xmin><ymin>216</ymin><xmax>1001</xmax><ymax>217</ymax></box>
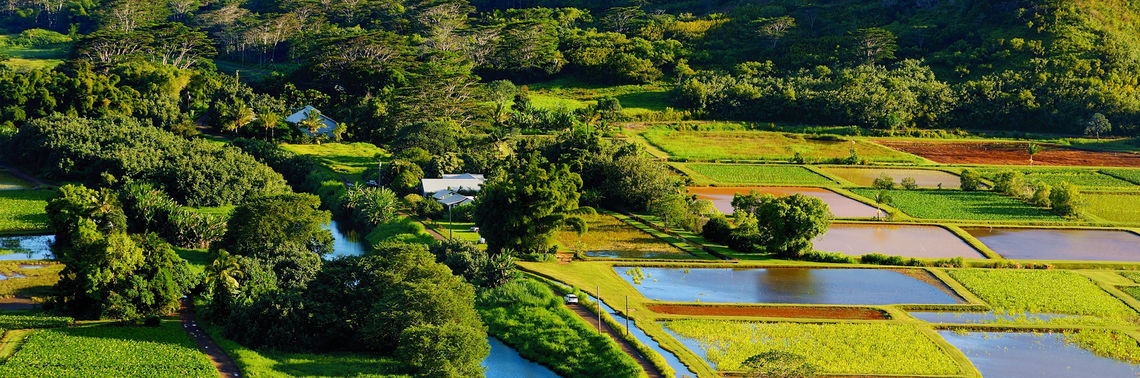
<box><xmin>474</xmin><ymin>154</ymin><xmax>585</xmax><ymax>257</ymax></box>
<box><xmin>1085</xmin><ymin>113</ymin><xmax>1112</xmax><ymax>138</ymax></box>
<box><xmin>873</xmin><ymin>190</ymin><xmax>892</xmax><ymax>219</ymax></box>
<box><xmin>299</xmin><ymin>108</ymin><xmax>325</xmax><ymax>142</ymax></box>
<box><xmin>1026</xmin><ymin>142</ymin><xmax>1042</xmax><ymax>166</ymax></box>
<box><xmin>1050</xmin><ymin>182</ymin><xmax>1084</xmax><ymax>217</ymax></box>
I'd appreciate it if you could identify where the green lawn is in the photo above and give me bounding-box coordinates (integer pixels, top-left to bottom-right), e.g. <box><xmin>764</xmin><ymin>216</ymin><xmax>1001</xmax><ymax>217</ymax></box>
<box><xmin>0</xmin><ymin>320</ymin><xmax>216</xmax><ymax>377</ymax></box>
<box><xmin>0</xmin><ymin>261</ymin><xmax>61</xmax><ymax>298</ymax></box>
<box><xmin>850</xmin><ymin>189</ymin><xmax>1064</xmax><ymax>222</ymax></box>
<box><xmin>664</xmin><ymin>320</ymin><xmax>959</xmax><ymax>375</ymax></box>
<box><xmin>0</xmin><ymin>35</ymin><xmax>68</xmax><ymax>71</ymax></box>
<box><xmin>424</xmin><ymin>220</ymin><xmax>481</xmax><ymax>243</ymax></box>
<box><xmin>553</xmin><ymin>213</ymin><xmax>691</xmax><ymax>259</ymax></box>
<box><xmin>0</xmin><ymin>189</ymin><xmax>54</xmax><ymax>233</ymax></box>
<box><xmin>947</xmin><ymin>269</ymin><xmax>1136</xmax><ymax>318</ymax></box>
<box><xmin>523</xmin><ymin>77</ymin><xmax>671</xmax><ymax>117</ymax></box>
<box><xmin>205</xmin><ymin>325</ymin><xmax>401</xmax><ymax>377</ymax></box>
<box><xmin>684</xmin><ymin>163</ymin><xmax>836</xmax><ymax>186</ymax></box>
<box><xmin>1086</xmin><ymin>193</ymin><xmax>1140</xmax><ymax>223</ymax></box>
<box><xmin>279</xmin><ymin>142</ymin><xmax>389</xmax><ymax>181</ymax></box>
<box><xmin>640</xmin><ymin>126</ymin><xmax>924</xmax><ymax>163</ymax></box>
<box><xmin>977</xmin><ymin>168</ymin><xmax>1136</xmax><ymax>188</ymax></box>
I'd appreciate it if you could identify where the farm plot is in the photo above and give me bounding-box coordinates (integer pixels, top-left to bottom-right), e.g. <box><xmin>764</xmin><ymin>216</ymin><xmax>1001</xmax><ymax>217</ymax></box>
<box><xmin>939</xmin><ymin>331</ymin><xmax>1140</xmax><ymax>377</ymax></box>
<box><xmin>946</xmin><ymin>269</ymin><xmax>1136</xmax><ymax>318</ymax></box>
<box><xmin>689</xmin><ymin>186</ymin><xmax>879</xmax><ymax>218</ymax></box>
<box><xmin>822</xmin><ymin>167</ymin><xmax>963</xmax><ymax>188</ymax></box>
<box><xmin>876</xmin><ymin>141</ymin><xmax>1140</xmax><ymax>167</ymax></box>
<box><xmin>553</xmin><ymin>213</ymin><xmax>693</xmax><ymax>259</ymax></box>
<box><xmin>849</xmin><ymin>189</ymin><xmax>1064</xmax><ymax>222</ymax></box>
<box><xmin>977</xmin><ymin>168</ymin><xmax>1136</xmax><ymax>188</ymax></box>
<box><xmin>1086</xmin><ymin>193</ymin><xmax>1140</xmax><ymax>223</ymax></box>
<box><xmin>642</xmin><ymin>127</ymin><xmax>922</xmax><ymax>163</ymax></box>
<box><xmin>279</xmin><ymin>142</ymin><xmax>389</xmax><ymax>180</ymax></box>
<box><xmin>684</xmin><ymin>164</ymin><xmax>836</xmax><ymax>186</ymax></box>
<box><xmin>0</xmin><ymin>190</ymin><xmax>53</xmax><ymax>233</ymax></box>
<box><xmin>663</xmin><ymin>320</ymin><xmax>959</xmax><ymax>375</ymax></box>
<box><xmin>0</xmin><ymin>321</ymin><xmax>215</xmax><ymax>376</ymax></box>
<box><xmin>1103</xmin><ymin>169</ymin><xmax>1140</xmax><ymax>185</ymax></box>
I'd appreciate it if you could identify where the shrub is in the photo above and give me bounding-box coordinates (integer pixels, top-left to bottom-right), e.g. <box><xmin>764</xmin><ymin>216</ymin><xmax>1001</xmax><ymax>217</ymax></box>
<box><xmin>900</xmin><ymin>177</ymin><xmax>918</xmax><ymax>190</ymax></box>
<box><xmin>1050</xmin><ymin>182</ymin><xmax>1084</xmax><ymax>217</ymax></box>
<box><xmin>993</xmin><ymin>170</ymin><xmax>1028</xmax><ymax>198</ymax></box>
<box><xmin>1031</xmin><ymin>183</ymin><xmax>1052</xmax><ymax>207</ymax></box>
<box><xmin>872</xmin><ymin>174</ymin><xmax>895</xmax><ymax>189</ymax></box>
<box><xmin>800</xmin><ymin>251</ymin><xmax>855</xmax><ymax>263</ymax></box>
<box><xmin>959</xmin><ymin>169</ymin><xmax>981</xmax><ymax>191</ymax></box>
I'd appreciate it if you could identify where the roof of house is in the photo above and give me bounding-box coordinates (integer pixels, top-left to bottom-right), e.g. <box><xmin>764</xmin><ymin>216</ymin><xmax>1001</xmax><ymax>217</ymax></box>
<box><xmin>441</xmin><ymin>173</ymin><xmax>485</xmax><ymax>180</ymax></box>
<box><xmin>437</xmin><ymin>194</ymin><xmax>475</xmax><ymax>207</ymax></box>
<box><xmin>285</xmin><ymin>106</ymin><xmax>338</xmax><ymax>137</ymax></box>
<box><xmin>422</xmin><ymin>174</ymin><xmax>485</xmax><ymax>196</ymax></box>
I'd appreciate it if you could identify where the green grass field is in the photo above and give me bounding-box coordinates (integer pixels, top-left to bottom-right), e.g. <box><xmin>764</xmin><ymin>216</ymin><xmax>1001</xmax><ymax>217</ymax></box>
<box><xmin>524</xmin><ymin>77</ymin><xmax>671</xmax><ymax>117</ymax></box>
<box><xmin>0</xmin><ymin>190</ymin><xmax>54</xmax><ymax>233</ymax></box>
<box><xmin>553</xmin><ymin>213</ymin><xmax>688</xmax><ymax>258</ymax></box>
<box><xmin>0</xmin><ymin>320</ymin><xmax>215</xmax><ymax>376</ymax></box>
<box><xmin>664</xmin><ymin>320</ymin><xmax>959</xmax><ymax>375</ymax></box>
<box><xmin>205</xmin><ymin>325</ymin><xmax>399</xmax><ymax>377</ymax></box>
<box><xmin>1086</xmin><ymin>193</ymin><xmax>1140</xmax><ymax>223</ymax></box>
<box><xmin>684</xmin><ymin>164</ymin><xmax>836</xmax><ymax>185</ymax></box>
<box><xmin>0</xmin><ymin>35</ymin><xmax>68</xmax><ymax>71</ymax></box>
<box><xmin>977</xmin><ymin>168</ymin><xmax>1136</xmax><ymax>188</ymax></box>
<box><xmin>280</xmin><ymin>142</ymin><xmax>389</xmax><ymax>181</ymax></box>
<box><xmin>850</xmin><ymin>189</ymin><xmax>1064</xmax><ymax>222</ymax></box>
<box><xmin>640</xmin><ymin>127</ymin><xmax>923</xmax><ymax>163</ymax></box>
<box><xmin>1102</xmin><ymin>168</ymin><xmax>1140</xmax><ymax>185</ymax></box>
<box><xmin>947</xmin><ymin>269</ymin><xmax>1136</xmax><ymax>318</ymax></box>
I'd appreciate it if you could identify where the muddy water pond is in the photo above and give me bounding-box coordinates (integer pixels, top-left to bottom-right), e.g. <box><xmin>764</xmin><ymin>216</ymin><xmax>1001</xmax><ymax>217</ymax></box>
<box><xmin>483</xmin><ymin>337</ymin><xmax>559</xmax><ymax>378</ymax></box>
<box><xmin>616</xmin><ymin>267</ymin><xmax>962</xmax><ymax>305</ymax></box>
<box><xmin>813</xmin><ymin>223</ymin><xmax>985</xmax><ymax>259</ymax></box>
<box><xmin>689</xmin><ymin>186</ymin><xmax>879</xmax><ymax>218</ymax></box>
<box><xmin>324</xmin><ymin>220</ymin><xmax>368</xmax><ymax>260</ymax></box>
<box><xmin>822</xmin><ymin>167</ymin><xmax>964</xmax><ymax>188</ymax></box>
<box><xmin>964</xmin><ymin>227</ymin><xmax>1140</xmax><ymax>261</ymax></box>
<box><xmin>938</xmin><ymin>331</ymin><xmax>1140</xmax><ymax>377</ymax></box>
<box><xmin>0</xmin><ymin>235</ymin><xmax>54</xmax><ymax>260</ymax></box>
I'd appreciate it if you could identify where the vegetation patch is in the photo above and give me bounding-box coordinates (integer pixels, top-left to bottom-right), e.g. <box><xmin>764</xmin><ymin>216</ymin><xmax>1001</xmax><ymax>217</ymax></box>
<box><xmin>947</xmin><ymin>269</ymin><xmax>1136</xmax><ymax>317</ymax></box>
<box><xmin>686</xmin><ymin>164</ymin><xmax>835</xmax><ymax>185</ymax></box>
<box><xmin>1064</xmin><ymin>330</ymin><xmax>1140</xmax><ymax>363</ymax></box>
<box><xmin>1085</xmin><ymin>193</ymin><xmax>1140</xmax><ymax>223</ymax></box>
<box><xmin>1102</xmin><ymin>169</ymin><xmax>1140</xmax><ymax>185</ymax></box>
<box><xmin>0</xmin><ymin>313</ymin><xmax>72</xmax><ymax>329</ymax></box>
<box><xmin>664</xmin><ymin>320</ymin><xmax>958</xmax><ymax>375</ymax></box>
<box><xmin>641</xmin><ymin>126</ymin><xmax>920</xmax><ymax>162</ymax></box>
<box><xmin>554</xmin><ymin>213</ymin><xmax>688</xmax><ymax>258</ymax></box>
<box><xmin>205</xmin><ymin>325</ymin><xmax>401</xmax><ymax>377</ymax></box>
<box><xmin>279</xmin><ymin>142</ymin><xmax>389</xmax><ymax>180</ymax></box>
<box><xmin>0</xmin><ymin>261</ymin><xmax>62</xmax><ymax>298</ymax></box>
<box><xmin>477</xmin><ymin>278</ymin><xmax>642</xmax><ymax>377</ymax></box>
<box><xmin>850</xmin><ymin>189</ymin><xmax>1064</xmax><ymax>222</ymax></box>
<box><xmin>977</xmin><ymin>168</ymin><xmax>1136</xmax><ymax>188</ymax></box>
<box><xmin>0</xmin><ymin>321</ymin><xmax>215</xmax><ymax>376</ymax></box>
<box><xmin>0</xmin><ymin>190</ymin><xmax>52</xmax><ymax>233</ymax></box>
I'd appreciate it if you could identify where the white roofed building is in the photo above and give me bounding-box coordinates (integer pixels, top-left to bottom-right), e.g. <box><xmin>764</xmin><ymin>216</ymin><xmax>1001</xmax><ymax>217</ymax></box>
<box><xmin>422</xmin><ymin>173</ymin><xmax>485</xmax><ymax>206</ymax></box>
<box><xmin>285</xmin><ymin>106</ymin><xmax>339</xmax><ymax>138</ymax></box>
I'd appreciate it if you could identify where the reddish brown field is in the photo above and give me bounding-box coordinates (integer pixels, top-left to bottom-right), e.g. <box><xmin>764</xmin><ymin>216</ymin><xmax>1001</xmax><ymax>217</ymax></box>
<box><xmin>876</xmin><ymin>141</ymin><xmax>1140</xmax><ymax>167</ymax></box>
<box><xmin>648</xmin><ymin>304</ymin><xmax>890</xmax><ymax>320</ymax></box>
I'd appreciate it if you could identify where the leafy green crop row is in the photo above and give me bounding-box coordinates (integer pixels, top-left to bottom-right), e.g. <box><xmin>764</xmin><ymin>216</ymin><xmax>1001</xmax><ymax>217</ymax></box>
<box><xmin>664</xmin><ymin>320</ymin><xmax>959</xmax><ymax>375</ymax></box>
<box><xmin>686</xmin><ymin>164</ymin><xmax>835</xmax><ymax>185</ymax></box>
<box><xmin>0</xmin><ymin>321</ymin><xmax>215</xmax><ymax>377</ymax></box>
<box><xmin>1102</xmin><ymin>169</ymin><xmax>1140</xmax><ymax>185</ymax></box>
<box><xmin>0</xmin><ymin>313</ymin><xmax>72</xmax><ymax>329</ymax></box>
<box><xmin>850</xmin><ymin>189</ymin><xmax>1064</xmax><ymax>222</ymax></box>
<box><xmin>978</xmin><ymin>168</ymin><xmax>1136</xmax><ymax>188</ymax></box>
<box><xmin>1064</xmin><ymin>330</ymin><xmax>1140</xmax><ymax>363</ymax></box>
<box><xmin>0</xmin><ymin>190</ymin><xmax>53</xmax><ymax>232</ymax></box>
<box><xmin>948</xmin><ymin>269</ymin><xmax>1135</xmax><ymax>318</ymax></box>
<box><xmin>1086</xmin><ymin>193</ymin><xmax>1140</xmax><ymax>223</ymax></box>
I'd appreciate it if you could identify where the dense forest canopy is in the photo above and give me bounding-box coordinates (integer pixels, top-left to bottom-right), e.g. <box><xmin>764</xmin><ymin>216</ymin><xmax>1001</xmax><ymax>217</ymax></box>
<box><xmin>3</xmin><ymin>0</ymin><xmax>1140</xmax><ymax>135</ymax></box>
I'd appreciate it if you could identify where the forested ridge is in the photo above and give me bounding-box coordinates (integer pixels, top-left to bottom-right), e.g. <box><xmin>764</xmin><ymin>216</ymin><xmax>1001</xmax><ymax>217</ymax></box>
<box><xmin>3</xmin><ymin>0</ymin><xmax>1140</xmax><ymax>136</ymax></box>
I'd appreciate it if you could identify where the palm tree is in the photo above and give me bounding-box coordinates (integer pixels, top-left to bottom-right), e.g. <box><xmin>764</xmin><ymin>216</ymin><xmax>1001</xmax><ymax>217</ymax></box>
<box><xmin>205</xmin><ymin>250</ymin><xmax>243</xmax><ymax>297</ymax></box>
<box><xmin>1026</xmin><ymin>142</ymin><xmax>1042</xmax><ymax>166</ymax></box>
<box><xmin>873</xmin><ymin>190</ymin><xmax>893</xmax><ymax>220</ymax></box>
<box><xmin>299</xmin><ymin>109</ymin><xmax>325</xmax><ymax>144</ymax></box>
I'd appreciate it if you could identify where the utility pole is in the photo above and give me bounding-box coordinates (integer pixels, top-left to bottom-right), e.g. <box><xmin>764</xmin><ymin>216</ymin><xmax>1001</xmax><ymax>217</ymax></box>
<box><xmin>625</xmin><ymin>295</ymin><xmax>629</xmax><ymax>336</ymax></box>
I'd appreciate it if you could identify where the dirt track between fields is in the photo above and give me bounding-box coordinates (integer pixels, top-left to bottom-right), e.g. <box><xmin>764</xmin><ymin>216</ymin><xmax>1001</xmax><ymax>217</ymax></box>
<box><xmin>876</xmin><ymin>141</ymin><xmax>1140</xmax><ymax>167</ymax></box>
